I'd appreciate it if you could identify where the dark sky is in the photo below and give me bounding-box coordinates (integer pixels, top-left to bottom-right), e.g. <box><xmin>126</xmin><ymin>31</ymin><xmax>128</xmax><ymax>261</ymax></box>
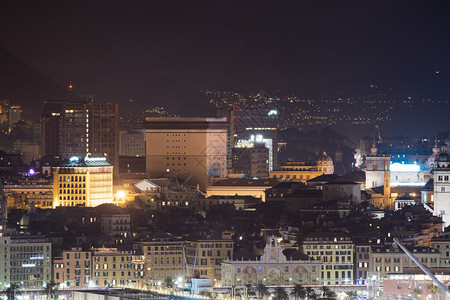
<box><xmin>1</xmin><ymin>0</ymin><xmax>449</xmax><ymax>90</ymax></box>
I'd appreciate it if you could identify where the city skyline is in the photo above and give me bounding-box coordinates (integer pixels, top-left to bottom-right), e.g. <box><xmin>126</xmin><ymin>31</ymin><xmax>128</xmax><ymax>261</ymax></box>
<box><xmin>0</xmin><ymin>1</ymin><xmax>449</xmax><ymax>135</ymax></box>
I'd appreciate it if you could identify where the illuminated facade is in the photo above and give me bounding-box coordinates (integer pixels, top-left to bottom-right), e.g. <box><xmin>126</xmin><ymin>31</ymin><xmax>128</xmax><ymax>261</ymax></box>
<box><xmin>185</xmin><ymin>238</ymin><xmax>234</xmax><ymax>284</ymax></box>
<box><xmin>91</xmin><ymin>248</ymin><xmax>138</xmax><ymax>288</ymax></box>
<box><xmin>390</xmin><ymin>162</ymin><xmax>425</xmax><ymax>186</ymax></box>
<box><xmin>228</xmin><ymin>108</ymin><xmax>278</xmax><ymax>171</ymax></box>
<box><xmin>365</xmin><ymin>144</ymin><xmax>391</xmax><ymax>209</ymax></box>
<box><xmin>222</xmin><ymin>236</ymin><xmax>321</xmax><ymax>286</ymax></box>
<box><xmin>269</xmin><ymin>152</ymin><xmax>334</xmax><ymax>183</ymax></box>
<box><xmin>433</xmin><ymin>152</ymin><xmax>450</xmax><ymax>227</ymax></box>
<box><xmin>302</xmin><ymin>234</ymin><xmax>354</xmax><ymax>285</ymax></box>
<box><xmin>53</xmin><ymin>247</ymin><xmax>92</xmax><ymax>288</ymax></box>
<box><xmin>53</xmin><ymin>156</ymin><xmax>113</xmax><ymax>207</ymax></box>
<box><xmin>0</xmin><ymin>236</ymin><xmax>52</xmax><ymax>290</ymax></box>
<box><xmin>144</xmin><ymin>117</ymin><xmax>228</xmax><ymax>190</ymax></box>
<box><xmin>141</xmin><ymin>238</ymin><xmax>185</xmax><ymax>283</ymax></box>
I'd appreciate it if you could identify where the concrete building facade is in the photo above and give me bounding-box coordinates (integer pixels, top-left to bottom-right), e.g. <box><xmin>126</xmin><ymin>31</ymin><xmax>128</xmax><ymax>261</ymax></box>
<box><xmin>144</xmin><ymin>118</ymin><xmax>228</xmax><ymax>191</ymax></box>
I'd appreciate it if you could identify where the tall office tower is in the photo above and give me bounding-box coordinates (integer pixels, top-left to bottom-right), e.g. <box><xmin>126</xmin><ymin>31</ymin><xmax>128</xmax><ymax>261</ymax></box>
<box><xmin>144</xmin><ymin>117</ymin><xmax>228</xmax><ymax>190</ymax></box>
<box><xmin>0</xmin><ymin>180</ymin><xmax>6</xmax><ymax>236</ymax></box>
<box><xmin>229</xmin><ymin>107</ymin><xmax>278</xmax><ymax>171</ymax></box>
<box><xmin>41</xmin><ymin>98</ymin><xmax>119</xmax><ymax>176</ymax></box>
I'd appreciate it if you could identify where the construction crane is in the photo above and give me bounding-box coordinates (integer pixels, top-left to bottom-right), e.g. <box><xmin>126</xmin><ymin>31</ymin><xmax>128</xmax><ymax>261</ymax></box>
<box><xmin>393</xmin><ymin>237</ymin><xmax>450</xmax><ymax>299</ymax></box>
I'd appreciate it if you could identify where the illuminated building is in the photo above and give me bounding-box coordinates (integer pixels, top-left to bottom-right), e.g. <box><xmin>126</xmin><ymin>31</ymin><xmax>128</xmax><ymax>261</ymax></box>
<box><xmin>4</xmin><ymin>179</ymin><xmax>53</xmax><ymax>209</ymax></box>
<box><xmin>53</xmin><ymin>247</ymin><xmax>92</xmax><ymax>288</ymax></box>
<box><xmin>221</xmin><ymin>236</ymin><xmax>321</xmax><ymax>286</ymax></box>
<box><xmin>41</xmin><ymin>99</ymin><xmax>119</xmax><ymax>176</ymax></box>
<box><xmin>0</xmin><ymin>236</ymin><xmax>52</xmax><ymax>289</ymax></box>
<box><xmin>52</xmin><ymin>156</ymin><xmax>113</xmax><ymax>207</ymax></box>
<box><xmin>390</xmin><ymin>162</ymin><xmax>425</xmax><ymax>186</ymax></box>
<box><xmin>228</xmin><ymin>108</ymin><xmax>278</xmax><ymax>171</ymax></box>
<box><xmin>432</xmin><ymin>152</ymin><xmax>450</xmax><ymax>227</ymax></box>
<box><xmin>369</xmin><ymin>246</ymin><xmax>440</xmax><ymax>280</ymax></box>
<box><xmin>302</xmin><ymin>233</ymin><xmax>354</xmax><ymax>285</ymax></box>
<box><xmin>91</xmin><ymin>248</ymin><xmax>136</xmax><ymax>288</ymax></box>
<box><xmin>144</xmin><ymin>117</ymin><xmax>228</xmax><ymax>190</ymax></box>
<box><xmin>269</xmin><ymin>152</ymin><xmax>334</xmax><ymax>182</ymax></box>
<box><xmin>394</xmin><ymin>193</ymin><xmax>416</xmax><ymax>211</ymax></box>
<box><xmin>206</xmin><ymin>178</ymin><xmax>279</xmax><ymax>202</ymax></box>
<box><xmin>232</xmin><ymin>141</ymin><xmax>269</xmax><ymax>178</ymax></box>
<box><xmin>364</xmin><ymin>144</ymin><xmax>392</xmax><ymax>209</ymax></box>
<box><xmin>185</xmin><ymin>237</ymin><xmax>234</xmax><ymax>284</ymax></box>
<box><xmin>141</xmin><ymin>235</ymin><xmax>185</xmax><ymax>284</ymax></box>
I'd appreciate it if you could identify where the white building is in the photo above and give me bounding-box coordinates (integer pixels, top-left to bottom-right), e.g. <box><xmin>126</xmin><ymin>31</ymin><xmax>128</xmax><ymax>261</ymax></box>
<box><xmin>365</xmin><ymin>144</ymin><xmax>391</xmax><ymax>209</ymax></box>
<box><xmin>433</xmin><ymin>152</ymin><xmax>450</xmax><ymax>227</ymax></box>
<box><xmin>221</xmin><ymin>236</ymin><xmax>322</xmax><ymax>286</ymax></box>
<box><xmin>0</xmin><ymin>236</ymin><xmax>52</xmax><ymax>290</ymax></box>
<box><xmin>144</xmin><ymin>117</ymin><xmax>228</xmax><ymax>190</ymax></box>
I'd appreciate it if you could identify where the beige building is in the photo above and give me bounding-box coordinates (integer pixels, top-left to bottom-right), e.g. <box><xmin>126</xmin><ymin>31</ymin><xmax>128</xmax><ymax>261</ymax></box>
<box><xmin>53</xmin><ymin>247</ymin><xmax>92</xmax><ymax>288</ymax></box>
<box><xmin>91</xmin><ymin>248</ymin><xmax>136</xmax><ymax>288</ymax></box>
<box><xmin>206</xmin><ymin>178</ymin><xmax>279</xmax><ymax>202</ymax></box>
<box><xmin>4</xmin><ymin>180</ymin><xmax>53</xmax><ymax>209</ymax></box>
<box><xmin>53</xmin><ymin>156</ymin><xmax>113</xmax><ymax>207</ymax></box>
<box><xmin>302</xmin><ymin>233</ymin><xmax>354</xmax><ymax>285</ymax></box>
<box><xmin>270</xmin><ymin>152</ymin><xmax>334</xmax><ymax>183</ymax></box>
<box><xmin>221</xmin><ymin>236</ymin><xmax>321</xmax><ymax>287</ymax></box>
<box><xmin>144</xmin><ymin>117</ymin><xmax>228</xmax><ymax>191</ymax></box>
<box><xmin>141</xmin><ymin>236</ymin><xmax>185</xmax><ymax>284</ymax></box>
<box><xmin>369</xmin><ymin>246</ymin><xmax>440</xmax><ymax>279</ymax></box>
<box><xmin>185</xmin><ymin>238</ymin><xmax>234</xmax><ymax>285</ymax></box>
<box><xmin>430</xmin><ymin>236</ymin><xmax>450</xmax><ymax>267</ymax></box>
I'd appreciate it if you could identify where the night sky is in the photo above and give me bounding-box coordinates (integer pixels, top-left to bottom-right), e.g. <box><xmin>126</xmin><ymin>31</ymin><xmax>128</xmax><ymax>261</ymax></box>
<box><xmin>1</xmin><ymin>1</ymin><xmax>450</xmax><ymax>129</ymax></box>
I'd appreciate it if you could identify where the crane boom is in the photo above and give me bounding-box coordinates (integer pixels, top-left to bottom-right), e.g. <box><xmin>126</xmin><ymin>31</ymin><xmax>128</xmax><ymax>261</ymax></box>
<box><xmin>393</xmin><ymin>238</ymin><xmax>450</xmax><ymax>298</ymax></box>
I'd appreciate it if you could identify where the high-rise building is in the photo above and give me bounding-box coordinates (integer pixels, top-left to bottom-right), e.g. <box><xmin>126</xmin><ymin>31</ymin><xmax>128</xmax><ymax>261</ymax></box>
<box><xmin>52</xmin><ymin>156</ymin><xmax>113</xmax><ymax>208</ymax></box>
<box><xmin>0</xmin><ymin>180</ymin><xmax>7</xmax><ymax>236</ymax></box>
<box><xmin>144</xmin><ymin>117</ymin><xmax>228</xmax><ymax>190</ymax></box>
<box><xmin>41</xmin><ymin>99</ymin><xmax>119</xmax><ymax>176</ymax></box>
<box><xmin>232</xmin><ymin>142</ymin><xmax>269</xmax><ymax>178</ymax></box>
<box><xmin>229</xmin><ymin>108</ymin><xmax>278</xmax><ymax>171</ymax></box>
<box><xmin>119</xmin><ymin>129</ymin><xmax>146</xmax><ymax>157</ymax></box>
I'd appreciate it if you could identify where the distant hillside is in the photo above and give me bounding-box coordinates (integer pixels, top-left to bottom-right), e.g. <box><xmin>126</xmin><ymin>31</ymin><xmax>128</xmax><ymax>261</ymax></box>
<box><xmin>0</xmin><ymin>46</ymin><xmax>70</xmax><ymax>120</ymax></box>
<box><xmin>47</xmin><ymin>63</ymin><xmax>216</xmax><ymax>117</ymax></box>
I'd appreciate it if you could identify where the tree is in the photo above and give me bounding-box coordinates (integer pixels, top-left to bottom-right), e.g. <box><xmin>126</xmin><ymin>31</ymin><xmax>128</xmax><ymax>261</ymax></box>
<box><xmin>6</xmin><ymin>283</ymin><xmax>21</xmax><ymax>300</ymax></box>
<box><xmin>256</xmin><ymin>283</ymin><xmax>269</xmax><ymax>300</ymax></box>
<box><xmin>412</xmin><ymin>288</ymin><xmax>422</xmax><ymax>299</ymax></box>
<box><xmin>43</xmin><ymin>281</ymin><xmax>58</xmax><ymax>300</ymax></box>
<box><xmin>305</xmin><ymin>287</ymin><xmax>316</xmax><ymax>300</ymax></box>
<box><xmin>345</xmin><ymin>291</ymin><xmax>357</xmax><ymax>300</ymax></box>
<box><xmin>165</xmin><ymin>276</ymin><xmax>174</xmax><ymax>288</ymax></box>
<box><xmin>291</xmin><ymin>284</ymin><xmax>306</xmax><ymax>300</ymax></box>
<box><xmin>273</xmin><ymin>287</ymin><xmax>289</xmax><ymax>300</ymax></box>
<box><xmin>246</xmin><ymin>283</ymin><xmax>256</xmax><ymax>297</ymax></box>
<box><xmin>319</xmin><ymin>286</ymin><xmax>336</xmax><ymax>300</ymax></box>
<box><xmin>428</xmin><ymin>284</ymin><xmax>441</xmax><ymax>300</ymax></box>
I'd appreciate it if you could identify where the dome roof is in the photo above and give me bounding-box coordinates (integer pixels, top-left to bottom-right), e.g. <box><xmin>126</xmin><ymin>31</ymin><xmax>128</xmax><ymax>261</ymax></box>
<box><xmin>317</xmin><ymin>152</ymin><xmax>333</xmax><ymax>164</ymax></box>
<box><xmin>437</xmin><ymin>153</ymin><xmax>450</xmax><ymax>162</ymax></box>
